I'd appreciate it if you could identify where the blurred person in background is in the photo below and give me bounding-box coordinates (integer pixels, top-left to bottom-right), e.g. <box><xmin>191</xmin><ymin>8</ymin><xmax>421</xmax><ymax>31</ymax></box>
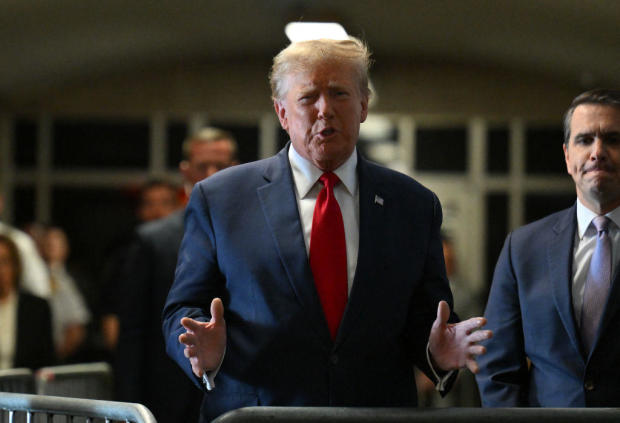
<box><xmin>178</xmin><ymin>127</ymin><xmax>240</xmax><ymax>202</ymax></box>
<box><xmin>116</xmin><ymin>128</ymin><xmax>238</xmax><ymax>423</ymax></box>
<box><xmin>100</xmin><ymin>178</ymin><xmax>181</xmax><ymax>355</ymax></box>
<box><xmin>0</xmin><ymin>234</ymin><xmax>55</xmax><ymax>370</ymax></box>
<box><xmin>136</xmin><ymin>179</ymin><xmax>182</xmax><ymax>222</ymax></box>
<box><xmin>42</xmin><ymin>226</ymin><xmax>92</xmax><ymax>362</ymax></box>
<box><xmin>0</xmin><ymin>194</ymin><xmax>51</xmax><ymax>300</ymax></box>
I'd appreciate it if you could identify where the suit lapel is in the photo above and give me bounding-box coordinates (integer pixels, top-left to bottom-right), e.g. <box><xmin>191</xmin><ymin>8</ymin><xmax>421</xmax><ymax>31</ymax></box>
<box><xmin>256</xmin><ymin>146</ymin><xmax>331</xmax><ymax>345</ymax></box>
<box><xmin>548</xmin><ymin>205</ymin><xmax>584</xmax><ymax>358</ymax></box>
<box><xmin>336</xmin><ymin>154</ymin><xmax>386</xmax><ymax>345</ymax></box>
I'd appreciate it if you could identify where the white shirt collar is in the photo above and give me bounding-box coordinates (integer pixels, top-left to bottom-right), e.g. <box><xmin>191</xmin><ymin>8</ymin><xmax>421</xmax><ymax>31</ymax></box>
<box><xmin>288</xmin><ymin>144</ymin><xmax>358</xmax><ymax>198</ymax></box>
<box><xmin>576</xmin><ymin>198</ymin><xmax>620</xmax><ymax>238</ymax></box>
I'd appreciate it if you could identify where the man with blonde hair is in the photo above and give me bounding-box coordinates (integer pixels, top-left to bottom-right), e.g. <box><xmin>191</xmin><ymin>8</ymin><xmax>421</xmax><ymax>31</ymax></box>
<box><xmin>163</xmin><ymin>38</ymin><xmax>490</xmax><ymax>421</ymax></box>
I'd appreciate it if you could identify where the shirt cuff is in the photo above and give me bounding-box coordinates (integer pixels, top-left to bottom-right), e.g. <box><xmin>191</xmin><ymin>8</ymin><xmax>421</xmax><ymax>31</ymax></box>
<box><xmin>201</xmin><ymin>346</ymin><xmax>226</xmax><ymax>391</ymax></box>
<box><xmin>426</xmin><ymin>342</ymin><xmax>455</xmax><ymax>392</ymax></box>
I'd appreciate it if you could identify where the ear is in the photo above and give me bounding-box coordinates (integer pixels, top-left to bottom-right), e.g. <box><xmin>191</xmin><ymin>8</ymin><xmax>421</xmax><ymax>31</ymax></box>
<box><xmin>360</xmin><ymin>95</ymin><xmax>369</xmax><ymax>123</ymax></box>
<box><xmin>274</xmin><ymin>99</ymin><xmax>288</xmax><ymax>131</ymax></box>
<box><xmin>179</xmin><ymin>160</ymin><xmax>190</xmax><ymax>180</ymax></box>
<box><xmin>563</xmin><ymin>142</ymin><xmax>572</xmax><ymax>176</ymax></box>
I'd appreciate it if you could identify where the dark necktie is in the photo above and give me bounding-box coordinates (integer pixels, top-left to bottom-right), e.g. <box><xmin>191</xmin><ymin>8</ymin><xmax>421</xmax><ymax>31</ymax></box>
<box><xmin>309</xmin><ymin>172</ymin><xmax>347</xmax><ymax>339</ymax></box>
<box><xmin>581</xmin><ymin>215</ymin><xmax>612</xmax><ymax>353</ymax></box>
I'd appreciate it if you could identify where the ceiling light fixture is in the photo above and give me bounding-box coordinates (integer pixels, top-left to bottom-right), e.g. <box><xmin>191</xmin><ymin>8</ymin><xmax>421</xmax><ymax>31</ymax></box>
<box><xmin>284</xmin><ymin>22</ymin><xmax>348</xmax><ymax>42</ymax></box>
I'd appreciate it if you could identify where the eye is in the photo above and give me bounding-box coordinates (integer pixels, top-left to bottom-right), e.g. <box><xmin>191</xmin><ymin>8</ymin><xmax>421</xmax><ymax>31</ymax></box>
<box><xmin>574</xmin><ymin>135</ymin><xmax>593</xmax><ymax>145</ymax></box>
<box><xmin>603</xmin><ymin>133</ymin><xmax>620</xmax><ymax>145</ymax></box>
<box><xmin>298</xmin><ymin>92</ymin><xmax>316</xmax><ymax>103</ymax></box>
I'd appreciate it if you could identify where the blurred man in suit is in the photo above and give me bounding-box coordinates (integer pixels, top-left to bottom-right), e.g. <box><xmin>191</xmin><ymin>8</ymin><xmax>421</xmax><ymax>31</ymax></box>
<box><xmin>477</xmin><ymin>89</ymin><xmax>620</xmax><ymax>406</ymax></box>
<box><xmin>116</xmin><ymin>128</ymin><xmax>238</xmax><ymax>423</ymax></box>
<box><xmin>100</xmin><ymin>178</ymin><xmax>181</xmax><ymax>353</ymax></box>
<box><xmin>163</xmin><ymin>38</ymin><xmax>490</xmax><ymax>422</ymax></box>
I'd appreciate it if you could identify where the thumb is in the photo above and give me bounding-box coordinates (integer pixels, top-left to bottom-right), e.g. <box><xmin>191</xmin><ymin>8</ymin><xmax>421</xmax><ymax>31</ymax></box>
<box><xmin>210</xmin><ymin>297</ymin><xmax>225</xmax><ymax>324</ymax></box>
<box><xmin>435</xmin><ymin>300</ymin><xmax>450</xmax><ymax>327</ymax></box>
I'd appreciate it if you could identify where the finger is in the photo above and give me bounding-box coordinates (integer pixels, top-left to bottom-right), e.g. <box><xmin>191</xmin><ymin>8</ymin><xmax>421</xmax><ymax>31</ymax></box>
<box><xmin>434</xmin><ymin>300</ymin><xmax>450</xmax><ymax>328</ymax></box>
<box><xmin>467</xmin><ymin>345</ymin><xmax>487</xmax><ymax>356</ymax></box>
<box><xmin>181</xmin><ymin>317</ymin><xmax>204</xmax><ymax>332</ymax></box>
<box><xmin>179</xmin><ymin>332</ymin><xmax>197</xmax><ymax>346</ymax></box>
<box><xmin>210</xmin><ymin>297</ymin><xmax>225</xmax><ymax>324</ymax></box>
<box><xmin>465</xmin><ymin>358</ymin><xmax>479</xmax><ymax>374</ymax></box>
<box><xmin>467</xmin><ymin>329</ymin><xmax>493</xmax><ymax>343</ymax></box>
<box><xmin>184</xmin><ymin>345</ymin><xmax>199</xmax><ymax>358</ymax></box>
<box><xmin>457</xmin><ymin>317</ymin><xmax>487</xmax><ymax>334</ymax></box>
<box><xmin>190</xmin><ymin>362</ymin><xmax>204</xmax><ymax>378</ymax></box>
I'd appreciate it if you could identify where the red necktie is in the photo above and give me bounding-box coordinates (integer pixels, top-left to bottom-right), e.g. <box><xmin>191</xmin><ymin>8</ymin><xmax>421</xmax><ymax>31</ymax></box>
<box><xmin>310</xmin><ymin>172</ymin><xmax>348</xmax><ymax>339</ymax></box>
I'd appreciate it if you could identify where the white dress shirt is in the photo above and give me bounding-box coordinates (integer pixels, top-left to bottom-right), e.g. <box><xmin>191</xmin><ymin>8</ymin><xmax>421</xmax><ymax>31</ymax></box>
<box><xmin>288</xmin><ymin>145</ymin><xmax>359</xmax><ymax>292</ymax></box>
<box><xmin>572</xmin><ymin>199</ymin><xmax>620</xmax><ymax>325</ymax></box>
<box><xmin>0</xmin><ymin>222</ymin><xmax>51</xmax><ymax>299</ymax></box>
<box><xmin>0</xmin><ymin>291</ymin><xmax>18</xmax><ymax>370</ymax></box>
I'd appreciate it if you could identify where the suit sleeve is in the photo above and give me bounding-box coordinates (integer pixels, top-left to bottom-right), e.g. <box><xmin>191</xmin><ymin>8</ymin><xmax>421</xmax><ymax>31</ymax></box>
<box><xmin>476</xmin><ymin>232</ymin><xmax>529</xmax><ymax>406</ymax></box>
<box><xmin>162</xmin><ymin>183</ymin><xmax>225</xmax><ymax>390</ymax></box>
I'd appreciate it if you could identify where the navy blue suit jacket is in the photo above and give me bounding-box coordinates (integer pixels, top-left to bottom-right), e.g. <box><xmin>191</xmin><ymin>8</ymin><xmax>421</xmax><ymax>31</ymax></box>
<box><xmin>162</xmin><ymin>146</ymin><xmax>454</xmax><ymax>421</ymax></box>
<box><xmin>477</xmin><ymin>204</ymin><xmax>620</xmax><ymax>406</ymax></box>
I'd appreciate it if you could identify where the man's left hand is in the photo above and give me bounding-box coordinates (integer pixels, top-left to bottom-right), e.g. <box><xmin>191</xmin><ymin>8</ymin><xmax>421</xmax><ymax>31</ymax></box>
<box><xmin>428</xmin><ymin>300</ymin><xmax>492</xmax><ymax>373</ymax></box>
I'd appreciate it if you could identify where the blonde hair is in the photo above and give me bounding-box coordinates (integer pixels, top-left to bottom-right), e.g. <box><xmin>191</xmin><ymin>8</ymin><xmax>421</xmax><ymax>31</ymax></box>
<box><xmin>182</xmin><ymin>127</ymin><xmax>238</xmax><ymax>160</ymax></box>
<box><xmin>269</xmin><ymin>37</ymin><xmax>372</xmax><ymax>101</ymax></box>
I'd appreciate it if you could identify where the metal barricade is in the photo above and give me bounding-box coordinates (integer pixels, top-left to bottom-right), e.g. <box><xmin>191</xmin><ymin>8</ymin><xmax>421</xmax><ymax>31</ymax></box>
<box><xmin>0</xmin><ymin>392</ymin><xmax>157</xmax><ymax>423</ymax></box>
<box><xmin>35</xmin><ymin>362</ymin><xmax>112</xmax><ymax>400</ymax></box>
<box><xmin>0</xmin><ymin>370</ymin><xmax>34</xmax><ymax>394</ymax></box>
<box><xmin>212</xmin><ymin>406</ymin><xmax>620</xmax><ymax>423</ymax></box>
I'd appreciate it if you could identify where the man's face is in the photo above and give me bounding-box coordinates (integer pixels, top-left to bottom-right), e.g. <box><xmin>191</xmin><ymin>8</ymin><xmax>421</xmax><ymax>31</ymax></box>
<box><xmin>182</xmin><ymin>139</ymin><xmax>236</xmax><ymax>186</ymax></box>
<box><xmin>138</xmin><ymin>185</ymin><xmax>178</xmax><ymax>222</ymax></box>
<box><xmin>564</xmin><ymin>104</ymin><xmax>620</xmax><ymax>213</ymax></box>
<box><xmin>274</xmin><ymin>60</ymin><xmax>368</xmax><ymax>171</ymax></box>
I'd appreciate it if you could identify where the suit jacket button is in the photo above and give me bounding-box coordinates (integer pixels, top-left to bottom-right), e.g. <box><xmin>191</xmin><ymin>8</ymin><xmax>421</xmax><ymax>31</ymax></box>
<box><xmin>330</xmin><ymin>354</ymin><xmax>338</xmax><ymax>365</ymax></box>
<box><xmin>584</xmin><ymin>380</ymin><xmax>595</xmax><ymax>391</ymax></box>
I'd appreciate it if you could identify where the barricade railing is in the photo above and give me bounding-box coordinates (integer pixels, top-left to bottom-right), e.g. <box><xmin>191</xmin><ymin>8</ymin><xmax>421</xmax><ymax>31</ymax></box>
<box><xmin>0</xmin><ymin>392</ymin><xmax>157</xmax><ymax>423</ymax></box>
<box><xmin>0</xmin><ymin>369</ymin><xmax>34</xmax><ymax>395</ymax></box>
<box><xmin>35</xmin><ymin>362</ymin><xmax>113</xmax><ymax>400</ymax></box>
<box><xmin>212</xmin><ymin>406</ymin><xmax>620</xmax><ymax>423</ymax></box>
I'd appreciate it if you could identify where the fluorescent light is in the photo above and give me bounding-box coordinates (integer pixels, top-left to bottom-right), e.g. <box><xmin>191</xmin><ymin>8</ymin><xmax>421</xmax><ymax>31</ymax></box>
<box><xmin>285</xmin><ymin>22</ymin><xmax>348</xmax><ymax>42</ymax></box>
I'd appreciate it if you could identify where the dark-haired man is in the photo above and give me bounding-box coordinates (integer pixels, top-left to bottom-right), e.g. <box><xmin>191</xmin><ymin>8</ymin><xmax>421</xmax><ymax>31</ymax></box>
<box><xmin>477</xmin><ymin>89</ymin><xmax>620</xmax><ymax>406</ymax></box>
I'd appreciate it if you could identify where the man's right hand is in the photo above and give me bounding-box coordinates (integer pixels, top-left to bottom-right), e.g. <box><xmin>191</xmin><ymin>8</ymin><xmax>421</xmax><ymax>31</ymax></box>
<box><xmin>178</xmin><ymin>297</ymin><xmax>226</xmax><ymax>378</ymax></box>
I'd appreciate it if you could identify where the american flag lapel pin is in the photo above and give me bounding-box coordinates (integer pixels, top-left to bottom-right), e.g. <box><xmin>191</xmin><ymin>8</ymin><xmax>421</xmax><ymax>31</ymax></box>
<box><xmin>374</xmin><ymin>194</ymin><xmax>384</xmax><ymax>206</ymax></box>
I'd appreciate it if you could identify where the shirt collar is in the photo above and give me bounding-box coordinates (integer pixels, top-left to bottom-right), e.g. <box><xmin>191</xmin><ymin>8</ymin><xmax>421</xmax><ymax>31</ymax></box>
<box><xmin>576</xmin><ymin>197</ymin><xmax>620</xmax><ymax>238</ymax></box>
<box><xmin>288</xmin><ymin>144</ymin><xmax>358</xmax><ymax>198</ymax></box>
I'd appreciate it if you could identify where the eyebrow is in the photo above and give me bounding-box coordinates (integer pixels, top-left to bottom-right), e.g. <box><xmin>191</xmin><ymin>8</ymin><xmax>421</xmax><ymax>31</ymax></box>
<box><xmin>574</xmin><ymin>130</ymin><xmax>620</xmax><ymax>139</ymax></box>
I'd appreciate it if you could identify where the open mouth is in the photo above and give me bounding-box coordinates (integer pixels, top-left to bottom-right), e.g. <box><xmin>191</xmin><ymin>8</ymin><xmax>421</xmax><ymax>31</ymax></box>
<box><xmin>320</xmin><ymin>128</ymin><xmax>336</xmax><ymax>137</ymax></box>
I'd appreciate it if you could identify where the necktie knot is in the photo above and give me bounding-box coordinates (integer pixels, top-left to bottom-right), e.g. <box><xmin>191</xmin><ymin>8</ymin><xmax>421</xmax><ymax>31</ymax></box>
<box><xmin>592</xmin><ymin>215</ymin><xmax>610</xmax><ymax>234</ymax></box>
<box><xmin>319</xmin><ymin>172</ymin><xmax>340</xmax><ymax>190</ymax></box>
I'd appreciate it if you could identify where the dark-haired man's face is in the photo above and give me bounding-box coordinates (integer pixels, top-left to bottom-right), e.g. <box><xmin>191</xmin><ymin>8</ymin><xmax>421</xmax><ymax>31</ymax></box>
<box><xmin>563</xmin><ymin>104</ymin><xmax>620</xmax><ymax>213</ymax></box>
<box><xmin>138</xmin><ymin>186</ymin><xmax>179</xmax><ymax>222</ymax></box>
